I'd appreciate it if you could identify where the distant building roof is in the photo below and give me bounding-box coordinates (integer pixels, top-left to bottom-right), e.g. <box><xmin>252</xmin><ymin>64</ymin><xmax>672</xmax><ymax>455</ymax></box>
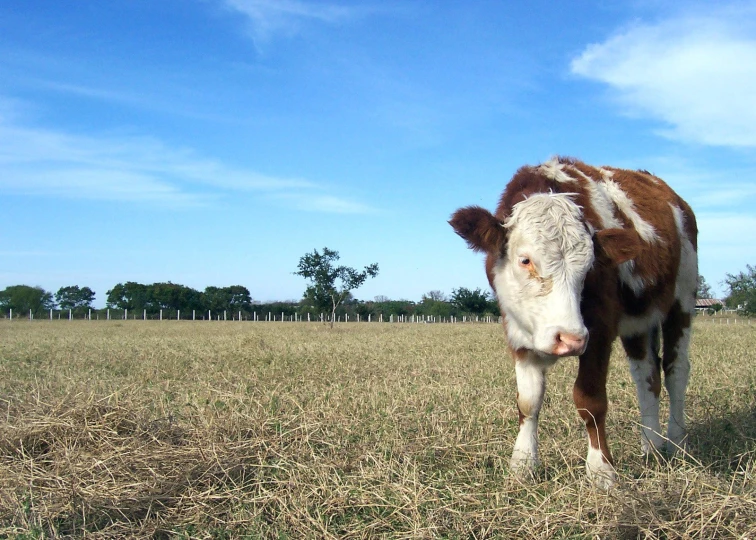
<box><xmin>696</xmin><ymin>298</ymin><xmax>723</xmax><ymax>308</ymax></box>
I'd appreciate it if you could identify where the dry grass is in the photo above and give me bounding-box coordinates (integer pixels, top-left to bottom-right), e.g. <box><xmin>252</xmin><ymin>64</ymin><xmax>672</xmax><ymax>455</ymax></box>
<box><xmin>0</xmin><ymin>320</ymin><xmax>754</xmax><ymax>538</ymax></box>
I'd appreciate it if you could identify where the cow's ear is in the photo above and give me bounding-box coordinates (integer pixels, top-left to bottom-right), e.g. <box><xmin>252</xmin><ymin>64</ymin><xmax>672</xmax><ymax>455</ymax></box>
<box><xmin>595</xmin><ymin>228</ymin><xmax>642</xmax><ymax>266</ymax></box>
<box><xmin>449</xmin><ymin>206</ymin><xmax>506</xmax><ymax>253</ymax></box>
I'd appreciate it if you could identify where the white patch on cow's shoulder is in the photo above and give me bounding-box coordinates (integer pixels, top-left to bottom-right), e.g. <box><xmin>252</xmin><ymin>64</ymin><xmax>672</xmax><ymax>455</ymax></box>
<box><xmin>618</xmin><ymin>260</ymin><xmax>647</xmax><ymax>295</ymax></box>
<box><xmin>601</xmin><ymin>177</ymin><xmax>659</xmax><ymax>244</ymax></box>
<box><xmin>538</xmin><ymin>158</ymin><xmax>575</xmax><ymax>184</ymax></box>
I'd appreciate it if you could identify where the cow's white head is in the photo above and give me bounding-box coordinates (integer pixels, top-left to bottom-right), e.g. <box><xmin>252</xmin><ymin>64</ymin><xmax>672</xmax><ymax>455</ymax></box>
<box><xmin>450</xmin><ymin>193</ymin><xmax>640</xmax><ymax>358</ymax></box>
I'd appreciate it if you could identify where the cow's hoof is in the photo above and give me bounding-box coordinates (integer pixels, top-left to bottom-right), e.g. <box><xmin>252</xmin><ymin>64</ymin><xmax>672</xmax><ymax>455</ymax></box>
<box><xmin>641</xmin><ymin>433</ymin><xmax>666</xmax><ymax>457</ymax></box>
<box><xmin>509</xmin><ymin>451</ymin><xmax>539</xmax><ymax>480</ymax></box>
<box><xmin>665</xmin><ymin>436</ymin><xmax>688</xmax><ymax>457</ymax></box>
<box><xmin>586</xmin><ymin>462</ymin><xmax>616</xmax><ymax>490</ymax></box>
<box><xmin>586</xmin><ymin>449</ymin><xmax>616</xmax><ymax>490</ymax></box>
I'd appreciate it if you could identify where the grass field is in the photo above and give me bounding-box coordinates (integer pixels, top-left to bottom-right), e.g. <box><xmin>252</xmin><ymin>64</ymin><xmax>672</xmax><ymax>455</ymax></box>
<box><xmin>1</xmin><ymin>320</ymin><xmax>755</xmax><ymax>538</ymax></box>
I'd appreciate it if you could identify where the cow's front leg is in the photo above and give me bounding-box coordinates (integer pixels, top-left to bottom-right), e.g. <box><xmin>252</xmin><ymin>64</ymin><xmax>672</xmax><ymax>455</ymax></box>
<box><xmin>510</xmin><ymin>353</ymin><xmax>552</xmax><ymax>478</ymax></box>
<box><xmin>574</xmin><ymin>343</ymin><xmax>616</xmax><ymax>489</ymax></box>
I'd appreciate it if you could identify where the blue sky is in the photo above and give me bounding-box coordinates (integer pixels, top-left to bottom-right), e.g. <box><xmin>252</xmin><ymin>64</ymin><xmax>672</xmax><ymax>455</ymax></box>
<box><xmin>1</xmin><ymin>0</ymin><xmax>755</xmax><ymax>306</ymax></box>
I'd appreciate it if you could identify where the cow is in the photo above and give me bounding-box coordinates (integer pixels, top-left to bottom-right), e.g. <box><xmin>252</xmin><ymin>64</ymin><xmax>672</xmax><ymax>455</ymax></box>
<box><xmin>449</xmin><ymin>157</ymin><xmax>697</xmax><ymax>488</ymax></box>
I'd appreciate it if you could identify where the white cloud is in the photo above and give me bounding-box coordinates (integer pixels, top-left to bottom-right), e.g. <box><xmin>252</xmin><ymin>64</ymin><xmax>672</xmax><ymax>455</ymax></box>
<box><xmin>270</xmin><ymin>192</ymin><xmax>378</xmax><ymax>214</ymax></box>
<box><xmin>223</xmin><ymin>0</ymin><xmax>368</xmax><ymax>42</ymax></box>
<box><xmin>0</xmin><ymin>113</ymin><xmax>373</xmax><ymax>213</ymax></box>
<box><xmin>571</xmin><ymin>5</ymin><xmax>756</xmax><ymax>147</ymax></box>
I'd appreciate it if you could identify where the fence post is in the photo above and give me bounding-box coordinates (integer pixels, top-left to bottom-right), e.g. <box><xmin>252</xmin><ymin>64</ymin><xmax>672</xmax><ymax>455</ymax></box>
<box><xmin>193</xmin><ymin>309</ymin><xmax>196</xmax><ymax>321</ymax></box>
<box><xmin>50</xmin><ymin>308</ymin><xmax>53</xmax><ymax>321</ymax></box>
<box><xmin>69</xmin><ymin>309</ymin><xmax>72</xmax><ymax>321</ymax></box>
<box><xmin>9</xmin><ymin>309</ymin><xmax>11</xmax><ymax>320</ymax></box>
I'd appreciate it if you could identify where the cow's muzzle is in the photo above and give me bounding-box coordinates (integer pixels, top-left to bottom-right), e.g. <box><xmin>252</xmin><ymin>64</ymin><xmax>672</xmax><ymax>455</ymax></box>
<box><xmin>552</xmin><ymin>330</ymin><xmax>589</xmax><ymax>357</ymax></box>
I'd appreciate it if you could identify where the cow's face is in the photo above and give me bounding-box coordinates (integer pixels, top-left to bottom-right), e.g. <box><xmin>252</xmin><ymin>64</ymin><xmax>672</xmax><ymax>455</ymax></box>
<box><xmin>493</xmin><ymin>194</ymin><xmax>593</xmax><ymax>356</ymax></box>
<box><xmin>450</xmin><ymin>194</ymin><xmax>641</xmax><ymax>358</ymax></box>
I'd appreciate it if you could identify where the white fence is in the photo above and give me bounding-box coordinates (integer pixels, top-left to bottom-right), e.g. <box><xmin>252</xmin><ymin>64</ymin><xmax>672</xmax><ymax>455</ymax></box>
<box><xmin>4</xmin><ymin>308</ymin><xmax>502</xmax><ymax>324</ymax></box>
<box><xmin>695</xmin><ymin>317</ymin><xmax>753</xmax><ymax>325</ymax></box>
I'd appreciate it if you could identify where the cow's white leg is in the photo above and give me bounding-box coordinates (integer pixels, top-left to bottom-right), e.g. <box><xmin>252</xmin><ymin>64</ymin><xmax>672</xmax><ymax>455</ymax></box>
<box><xmin>623</xmin><ymin>332</ymin><xmax>664</xmax><ymax>455</ymax></box>
<box><xmin>510</xmin><ymin>354</ymin><xmax>550</xmax><ymax>477</ymax></box>
<box><xmin>663</xmin><ymin>313</ymin><xmax>692</xmax><ymax>454</ymax></box>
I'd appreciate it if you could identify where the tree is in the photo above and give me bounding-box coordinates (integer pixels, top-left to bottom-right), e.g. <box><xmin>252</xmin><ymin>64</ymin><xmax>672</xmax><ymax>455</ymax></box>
<box><xmin>423</xmin><ymin>290</ymin><xmax>447</xmax><ymax>302</ymax></box>
<box><xmin>0</xmin><ymin>285</ymin><xmax>55</xmax><ymax>318</ymax></box>
<box><xmin>450</xmin><ymin>287</ymin><xmax>492</xmax><ymax>315</ymax></box>
<box><xmin>55</xmin><ymin>285</ymin><xmax>95</xmax><ymax>314</ymax></box>
<box><xmin>152</xmin><ymin>282</ymin><xmax>204</xmax><ymax>313</ymax></box>
<box><xmin>226</xmin><ymin>285</ymin><xmax>253</xmax><ymax>312</ymax></box>
<box><xmin>419</xmin><ymin>290</ymin><xmax>452</xmax><ymax>318</ymax></box>
<box><xmin>723</xmin><ymin>264</ymin><xmax>756</xmax><ymax>316</ymax></box>
<box><xmin>295</xmin><ymin>247</ymin><xmax>379</xmax><ymax>328</ymax></box>
<box><xmin>697</xmin><ymin>274</ymin><xmax>713</xmax><ymax>299</ymax></box>
<box><xmin>106</xmin><ymin>282</ymin><xmax>149</xmax><ymax>311</ymax></box>
<box><xmin>203</xmin><ymin>285</ymin><xmax>252</xmax><ymax>314</ymax></box>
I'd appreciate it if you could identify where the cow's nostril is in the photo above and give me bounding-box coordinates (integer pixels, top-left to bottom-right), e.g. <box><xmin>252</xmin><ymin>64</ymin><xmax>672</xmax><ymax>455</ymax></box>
<box><xmin>556</xmin><ymin>332</ymin><xmax>587</xmax><ymax>352</ymax></box>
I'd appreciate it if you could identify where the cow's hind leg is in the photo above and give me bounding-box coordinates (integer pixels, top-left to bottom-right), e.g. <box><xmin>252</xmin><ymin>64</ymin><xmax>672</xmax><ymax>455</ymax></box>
<box><xmin>623</xmin><ymin>328</ymin><xmax>664</xmax><ymax>455</ymax></box>
<box><xmin>662</xmin><ymin>301</ymin><xmax>692</xmax><ymax>454</ymax></box>
<box><xmin>574</xmin><ymin>336</ymin><xmax>615</xmax><ymax>489</ymax></box>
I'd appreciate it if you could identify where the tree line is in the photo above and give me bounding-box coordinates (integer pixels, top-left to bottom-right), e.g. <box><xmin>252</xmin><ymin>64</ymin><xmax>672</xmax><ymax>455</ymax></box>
<box><xmin>0</xmin><ymin>282</ymin><xmax>500</xmax><ymax>320</ymax></box>
<box><xmin>2</xmin><ymin>262</ymin><xmax>754</xmax><ymax>320</ymax></box>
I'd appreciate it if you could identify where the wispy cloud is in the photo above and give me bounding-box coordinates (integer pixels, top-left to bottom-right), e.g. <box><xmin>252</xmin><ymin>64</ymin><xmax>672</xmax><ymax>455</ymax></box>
<box><xmin>570</xmin><ymin>4</ymin><xmax>756</xmax><ymax>147</ymax></box>
<box><xmin>0</xmin><ymin>106</ymin><xmax>373</xmax><ymax>212</ymax></box>
<box><xmin>271</xmin><ymin>192</ymin><xmax>378</xmax><ymax>214</ymax></box>
<box><xmin>223</xmin><ymin>0</ymin><xmax>370</xmax><ymax>42</ymax></box>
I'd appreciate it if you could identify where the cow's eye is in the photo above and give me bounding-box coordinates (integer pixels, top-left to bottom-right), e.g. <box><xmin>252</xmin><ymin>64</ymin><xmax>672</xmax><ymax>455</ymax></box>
<box><xmin>519</xmin><ymin>257</ymin><xmax>531</xmax><ymax>267</ymax></box>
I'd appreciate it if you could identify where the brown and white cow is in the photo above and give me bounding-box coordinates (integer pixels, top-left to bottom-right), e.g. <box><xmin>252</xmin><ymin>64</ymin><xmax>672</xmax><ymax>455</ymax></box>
<box><xmin>450</xmin><ymin>157</ymin><xmax>697</xmax><ymax>488</ymax></box>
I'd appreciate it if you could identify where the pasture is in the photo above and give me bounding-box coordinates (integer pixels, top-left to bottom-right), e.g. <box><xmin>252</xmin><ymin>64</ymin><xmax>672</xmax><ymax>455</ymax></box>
<box><xmin>0</xmin><ymin>320</ymin><xmax>755</xmax><ymax>538</ymax></box>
